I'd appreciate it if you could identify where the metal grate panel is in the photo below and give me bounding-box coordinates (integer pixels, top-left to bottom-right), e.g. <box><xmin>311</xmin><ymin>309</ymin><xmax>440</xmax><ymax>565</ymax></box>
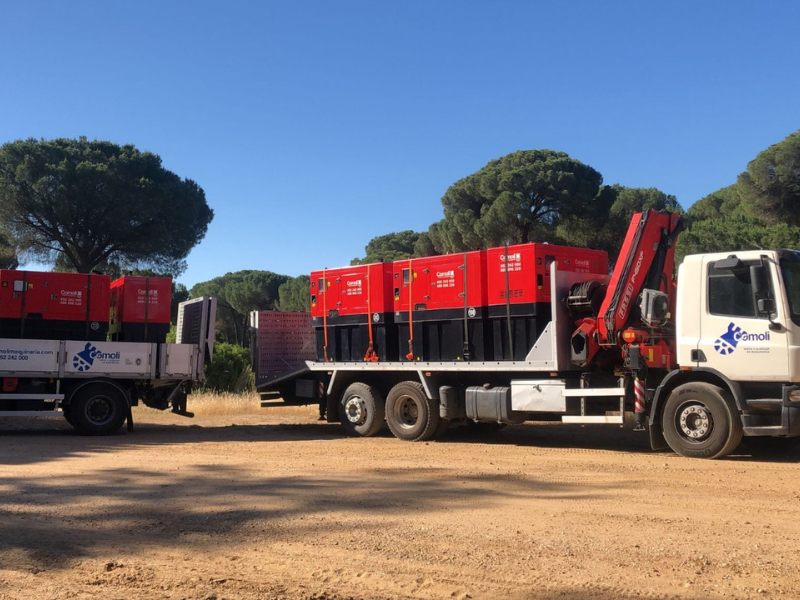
<box><xmin>253</xmin><ymin>311</ymin><xmax>315</xmax><ymax>385</ymax></box>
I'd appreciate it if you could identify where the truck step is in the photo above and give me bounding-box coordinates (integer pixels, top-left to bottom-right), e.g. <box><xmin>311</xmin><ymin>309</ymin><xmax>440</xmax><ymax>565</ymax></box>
<box><xmin>0</xmin><ymin>410</ymin><xmax>62</xmax><ymax>417</ymax></box>
<box><xmin>562</xmin><ymin>415</ymin><xmax>625</xmax><ymax>425</ymax></box>
<box><xmin>743</xmin><ymin>426</ymin><xmax>789</xmax><ymax>436</ymax></box>
<box><xmin>746</xmin><ymin>399</ymin><xmax>782</xmax><ymax>405</ymax></box>
<box><xmin>0</xmin><ymin>393</ymin><xmax>65</xmax><ymax>400</ymax></box>
<box><xmin>562</xmin><ymin>388</ymin><xmax>625</xmax><ymax>397</ymax></box>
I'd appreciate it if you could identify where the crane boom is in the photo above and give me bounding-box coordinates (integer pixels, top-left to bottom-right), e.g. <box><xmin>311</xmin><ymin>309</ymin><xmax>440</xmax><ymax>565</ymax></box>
<box><xmin>570</xmin><ymin>209</ymin><xmax>684</xmax><ymax>367</ymax></box>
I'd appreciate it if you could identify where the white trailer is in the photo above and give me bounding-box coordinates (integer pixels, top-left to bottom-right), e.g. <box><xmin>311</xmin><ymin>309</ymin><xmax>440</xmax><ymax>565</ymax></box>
<box><xmin>0</xmin><ymin>296</ymin><xmax>216</xmax><ymax>434</ymax></box>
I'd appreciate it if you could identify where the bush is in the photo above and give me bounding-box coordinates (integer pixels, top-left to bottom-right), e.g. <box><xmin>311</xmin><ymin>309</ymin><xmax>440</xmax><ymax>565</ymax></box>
<box><xmin>202</xmin><ymin>342</ymin><xmax>254</xmax><ymax>393</ymax></box>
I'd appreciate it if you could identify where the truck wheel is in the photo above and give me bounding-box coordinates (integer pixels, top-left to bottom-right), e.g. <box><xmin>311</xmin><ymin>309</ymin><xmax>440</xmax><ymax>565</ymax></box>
<box><xmin>662</xmin><ymin>382</ymin><xmax>742</xmax><ymax>459</ymax></box>
<box><xmin>69</xmin><ymin>383</ymin><xmax>129</xmax><ymax>436</ymax></box>
<box><xmin>339</xmin><ymin>382</ymin><xmax>385</xmax><ymax>437</ymax></box>
<box><xmin>385</xmin><ymin>381</ymin><xmax>441</xmax><ymax>442</ymax></box>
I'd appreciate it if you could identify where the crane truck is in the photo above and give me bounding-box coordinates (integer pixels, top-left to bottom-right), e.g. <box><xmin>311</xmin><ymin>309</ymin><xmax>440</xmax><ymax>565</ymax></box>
<box><xmin>253</xmin><ymin>209</ymin><xmax>800</xmax><ymax>459</ymax></box>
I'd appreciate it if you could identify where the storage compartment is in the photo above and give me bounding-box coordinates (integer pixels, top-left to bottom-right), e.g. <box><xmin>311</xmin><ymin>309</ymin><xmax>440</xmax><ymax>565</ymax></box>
<box><xmin>109</xmin><ymin>276</ymin><xmax>172</xmax><ymax>343</ymax></box>
<box><xmin>465</xmin><ymin>385</ymin><xmax>526</xmax><ymax>424</ymax></box>
<box><xmin>511</xmin><ymin>380</ymin><xmax>566</xmax><ymax>412</ymax></box>
<box><xmin>0</xmin><ymin>270</ymin><xmax>111</xmax><ymax>341</ymax></box>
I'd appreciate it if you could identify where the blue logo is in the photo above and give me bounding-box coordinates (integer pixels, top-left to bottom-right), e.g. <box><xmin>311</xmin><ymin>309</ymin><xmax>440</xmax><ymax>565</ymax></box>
<box><xmin>71</xmin><ymin>343</ymin><xmax>122</xmax><ymax>372</ymax></box>
<box><xmin>73</xmin><ymin>343</ymin><xmax>97</xmax><ymax>371</ymax></box>
<box><xmin>714</xmin><ymin>322</ymin><xmax>770</xmax><ymax>356</ymax></box>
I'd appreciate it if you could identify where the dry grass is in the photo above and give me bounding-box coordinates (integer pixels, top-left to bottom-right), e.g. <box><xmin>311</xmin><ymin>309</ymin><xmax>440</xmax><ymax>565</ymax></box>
<box><xmin>129</xmin><ymin>391</ymin><xmax>317</xmax><ymax>424</ymax></box>
<box><xmin>187</xmin><ymin>391</ymin><xmax>264</xmax><ymax>416</ymax></box>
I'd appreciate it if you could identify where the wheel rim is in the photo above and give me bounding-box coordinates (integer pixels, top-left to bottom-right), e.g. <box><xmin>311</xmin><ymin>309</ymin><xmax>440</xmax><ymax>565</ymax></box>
<box><xmin>675</xmin><ymin>401</ymin><xmax>713</xmax><ymax>442</ymax></box>
<box><xmin>393</xmin><ymin>395</ymin><xmax>420</xmax><ymax>430</ymax></box>
<box><xmin>85</xmin><ymin>395</ymin><xmax>117</xmax><ymax>426</ymax></box>
<box><xmin>344</xmin><ymin>396</ymin><xmax>366</xmax><ymax>425</ymax></box>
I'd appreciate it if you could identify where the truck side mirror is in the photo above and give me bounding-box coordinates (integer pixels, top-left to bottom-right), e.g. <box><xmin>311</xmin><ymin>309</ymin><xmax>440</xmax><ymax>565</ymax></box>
<box><xmin>751</xmin><ymin>264</ymin><xmax>769</xmax><ymax>297</ymax></box>
<box><xmin>757</xmin><ymin>298</ymin><xmax>775</xmax><ymax>314</ymax></box>
<box><xmin>751</xmin><ymin>263</ymin><xmax>780</xmax><ymax>327</ymax></box>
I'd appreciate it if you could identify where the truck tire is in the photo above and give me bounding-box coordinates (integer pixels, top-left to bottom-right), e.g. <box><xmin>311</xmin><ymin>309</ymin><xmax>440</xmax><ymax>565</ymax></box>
<box><xmin>69</xmin><ymin>383</ymin><xmax>129</xmax><ymax>436</ymax></box>
<box><xmin>339</xmin><ymin>382</ymin><xmax>385</xmax><ymax>437</ymax></box>
<box><xmin>661</xmin><ymin>382</ymin><xmax>742</xmax><ymax>459</ymax></box>
<box><xmin>385</xmin><ymin>381</ymin><xmax>441</xmax><ymax>442</ymax></box>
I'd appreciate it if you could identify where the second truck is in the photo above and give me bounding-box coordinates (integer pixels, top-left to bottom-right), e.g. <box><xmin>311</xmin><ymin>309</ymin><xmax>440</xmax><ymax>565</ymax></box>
<box><xmin>254</xmin><ymin>209</ymin><xmax>800</xmax><ymax>459</ymax></box>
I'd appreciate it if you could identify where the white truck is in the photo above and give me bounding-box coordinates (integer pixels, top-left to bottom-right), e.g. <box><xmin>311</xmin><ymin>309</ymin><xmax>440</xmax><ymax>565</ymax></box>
<box><xmin>0</xmin><ymin>296</ymin><xmax>216</xmax><ymax>434</ymax></box>
<box><xmin>254</xmin><ymin>210</ymin><xmax>800</xmax><ymax>459</ymax></box>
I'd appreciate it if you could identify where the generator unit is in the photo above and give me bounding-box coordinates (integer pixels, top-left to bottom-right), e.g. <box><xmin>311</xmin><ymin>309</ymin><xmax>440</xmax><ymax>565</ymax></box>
<box><xmin>0</xmin><ymin>270</ymin><xmax>111</xmax><ymax>341</ymax></box>
<box><xmin>393</xmin><ymin>251</ymin><xmax>487</xmax><ymax>361</ymax></box>
<box><xmin>310</xmin><ymin>262</ymin><xmax>397</xmax><ymax>362</ymax></box>
<box><xmin>109</xmin><ymin>276</ymin><xmax>172</xmax><ymax>343</ymax></box>
<box><xmin>484</xmin><ymin>244</ymin><xmax>608</xmax><ymax>360</ymax></box>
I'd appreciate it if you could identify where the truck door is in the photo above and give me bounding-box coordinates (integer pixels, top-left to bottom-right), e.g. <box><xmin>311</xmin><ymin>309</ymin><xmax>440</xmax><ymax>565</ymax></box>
<box><xmin>697</xmin><ymin>255</ymin><xmax>789</xmax><ymax>381</ymax></box>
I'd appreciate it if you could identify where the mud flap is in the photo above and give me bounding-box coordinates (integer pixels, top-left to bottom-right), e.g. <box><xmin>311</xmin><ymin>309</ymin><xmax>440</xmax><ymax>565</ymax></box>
<box><xmin>648</xmin><ymin>421</ymin><xmax>668</xmax><ymax>450</ymax></box>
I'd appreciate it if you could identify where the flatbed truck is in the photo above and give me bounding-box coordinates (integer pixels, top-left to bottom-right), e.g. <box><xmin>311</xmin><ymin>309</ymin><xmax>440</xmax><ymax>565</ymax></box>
<box><xmin>254</xmin><ymin>211</ymin><xmax>800</xmax><ymax>459</ymax></box>
<box><xmin>0</xmin><ymin>296</ymin><xmax>216</xmax><ymax>434</ymax></box>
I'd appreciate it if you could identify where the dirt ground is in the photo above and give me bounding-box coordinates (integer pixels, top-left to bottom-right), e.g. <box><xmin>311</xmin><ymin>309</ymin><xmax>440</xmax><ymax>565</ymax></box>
<box><xmin>2</xmin><ymin>399</ymin><xmax>800</xmax><ymax>600</ymax></box>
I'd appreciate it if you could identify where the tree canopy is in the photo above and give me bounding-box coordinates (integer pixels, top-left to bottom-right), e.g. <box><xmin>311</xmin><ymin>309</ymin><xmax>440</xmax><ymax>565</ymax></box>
<box><xmin>351</xmin><ymin>230</ymin><xmax>423</xmax><ymax>264</ymax></box>
<box><xmin>351</xmin><ymin>152</ymin><xmax>679</xmax><ymax>269</ymax></box>
<box><xmin>0</xmin><ymin>229</ymin><xmax>17</xmax><ymax>269</ymax></box>
<box><xmin>678</xmin><ymin>129</ymin><xmax>800</xmax><ymax>260</ymax></box>
<box><xmin>0</xmin><ymin>137</ymin><xmax>213</xmax><ymax>274</ymax></box>
<box><xmin>556</xmin><ymin>185</ymin><xmax>682</xmax><ymax>260</ymax></box>
<box><xmin>276</xmin><ymin>275</ymin><xmax>311</xmax><ymax>312</ymax></box>
<box><xmin>432</xmin><ymin>150</ymin><xmax>603</xmax><ymax>252</ymax></box>
<box><xmin>738</xmin><ymin>130</ymin><xmax>800</xmax><ymax>227</ymax></box>
<box><xmin>191</xmin><ymin>270</ymin><xmax>291</xmax><ymax>345</ymax></box>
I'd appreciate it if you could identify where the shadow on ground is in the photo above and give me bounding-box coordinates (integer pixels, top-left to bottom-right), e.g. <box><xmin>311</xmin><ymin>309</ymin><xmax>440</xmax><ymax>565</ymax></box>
<box><xmin>0</xmin><ymin>459</ymin><xmax>600</xmax><ymax>568</ymax></box>
<box><xmin>2</xmin><ymin>413</ymin><xmax>798</xmax><ymax>466</ymax></box>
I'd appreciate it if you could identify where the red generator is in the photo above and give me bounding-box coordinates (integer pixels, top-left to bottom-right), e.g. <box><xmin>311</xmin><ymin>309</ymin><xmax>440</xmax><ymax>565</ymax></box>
<box><xmin>109</xmin><ymin>276</ymin><xmax>172</xmax><ymax>343</ymax></box>
<box><xmin>392</xmin><ymin>251</ymin><xmax>487</xmax><ymax>362</ymax></box>
<box><xmin>0</xmin><ymin>270</ymin><xmax>111</xmax><ymax>341</ymax></box>
<box><xmin>310</xmin><ymin>262</ymin><xmax>396</xmax><ymax>362</ymax></box>
<box><xmin>484</xmin><ymin>244</ymin><xmax>609</xmax><ymax>360</ymax></box>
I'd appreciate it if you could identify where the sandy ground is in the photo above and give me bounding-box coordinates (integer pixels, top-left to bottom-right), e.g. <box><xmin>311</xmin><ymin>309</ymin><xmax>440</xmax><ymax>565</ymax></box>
<box><xmin>2</xmin><ymin>397</ymin><xmax>800</xmax><ymax>600</ymax></box>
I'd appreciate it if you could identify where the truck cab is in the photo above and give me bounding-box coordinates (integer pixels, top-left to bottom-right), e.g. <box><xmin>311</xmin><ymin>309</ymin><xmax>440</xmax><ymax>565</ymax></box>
<box><xmin>647</xmin><ymin>250</ymin><xmax>800</xmax><ymax>457</ymax></box>
<box><xmin>677</xmin><ymin>250</ymin><xmax>800</xmax><ymax>381</ymax></box>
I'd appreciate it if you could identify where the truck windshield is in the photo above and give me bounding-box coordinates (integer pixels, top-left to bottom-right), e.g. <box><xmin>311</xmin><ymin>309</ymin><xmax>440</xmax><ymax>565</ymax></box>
<box><xmin>780</xmin><ymin>255</ymin><xmax>800</xmax><ymax>327</ymax></box>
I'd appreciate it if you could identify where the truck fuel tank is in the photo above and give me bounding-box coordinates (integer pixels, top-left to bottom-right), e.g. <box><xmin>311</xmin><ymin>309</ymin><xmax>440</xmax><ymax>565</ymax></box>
<box><xmin>465</xmin><ymin>385</ymin><xmax>526</xmax><ymax>424</ymax></box>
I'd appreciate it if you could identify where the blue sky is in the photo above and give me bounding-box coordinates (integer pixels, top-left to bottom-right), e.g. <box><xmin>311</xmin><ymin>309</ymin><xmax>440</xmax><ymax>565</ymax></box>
<box><xmin>1</xmin><ymin>1</ymin><xmax>798</xmax><ymax>290</ymax></box>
